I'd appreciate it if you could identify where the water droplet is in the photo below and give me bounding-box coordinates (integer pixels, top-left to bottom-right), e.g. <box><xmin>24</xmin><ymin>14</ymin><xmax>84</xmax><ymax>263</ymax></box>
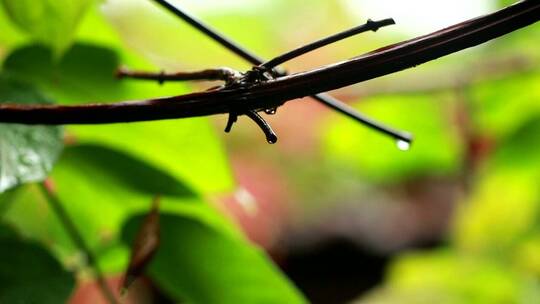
<box><xmin>396</xmin><ymin>140</ymin><xmax>411</xmax><ymax>151</ymax></box>
<box><xmin>265</xmin><ymin>108</ymin><xmax>277</xmax><ymax>115</ymax></box>
<box><xmin>20</xmin><ymin>151</ymin><xmax>39</xmax><ymax>165</ymax></box>
<box><xmin>267</xmin><ymin>134</ymin><xmax>278</xmax><ymax>144</ymax></box>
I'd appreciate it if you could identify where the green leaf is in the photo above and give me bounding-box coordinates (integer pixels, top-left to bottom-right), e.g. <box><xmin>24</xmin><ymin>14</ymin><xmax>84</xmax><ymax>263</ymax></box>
<box><xmin>0</xmin><ymin>0</ymin><xmax>92</xmax><ymax>56</ymax></box>
<box><xmin>323</xmin><ymin>94</ymin><xmax>463</xmax><ymax>183</ymax></box>
<box><xmin>0</xmin><ymin>76</ymin><xmax>63</xmax><ymax>193</ymax></box>
<box><xmin>0</xmin><ymin>5</ymin><xmax>26</xmax><ymax>55</ymax></box>
<box><xmin>470</xmin><ymin>72</ymin><xmax>540</xmax><ymax>141</ymax></box>
<box><xmin>60</xmin><ymin>144</ymin><xmax>197</xmax><ymax>197</ymax></box>
<box><xmin>452</xmin><ymin>117</ymin><xmax>540</xmax><ymax>255</ymax></box>
<box><xmin>122</xmin><ymin>213</ymin><xmax>307</xmax><ymax>304</ymax></box>
<box><xmin>488</xmin><ymin>116</ymin><xmax>540</xmax><ymax>171</ymax></box>
<box><xmin>2</xmin><ymin>144</ymin><xmax>236</xmax><ymax>274</ymax></box>
<box><xmin>0</xmin><ymin>225</ymin><xmax>75</xmax><ymax>304</ymax></box>
<box><xmin>100</xmin><ymin>0</ymin><xmax>278</xmax><ymax>71</ymax></box>
<box><xmin>368</xmin><ymin>250</ymin><xmax>522</xmax><ymax>304</ymax></box>
<box><xmin>3</xmin><ymin>43</ymin><xmax>234</xmax><ymax>193</ymax></box>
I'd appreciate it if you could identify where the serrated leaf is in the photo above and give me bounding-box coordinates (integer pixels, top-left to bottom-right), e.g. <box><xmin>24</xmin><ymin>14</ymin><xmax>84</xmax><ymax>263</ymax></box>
<box><xmin>0</xmin><ymin>225</ymin><xmax>75</xmax><ymax>304</ymax></box>
<box><xmin>122</xmin><ymin>213</ymin><xmax>307</xmax><ymax>304</ymax></box>
<box><xmin>0</xmin><ymin>0</ymin><xmax>92</xmax><ymax>56</ymax></box>
<box><xmin>0</xmin><ymin>76</ymin><xmax>63</xmax><ymax>193</ymax></box>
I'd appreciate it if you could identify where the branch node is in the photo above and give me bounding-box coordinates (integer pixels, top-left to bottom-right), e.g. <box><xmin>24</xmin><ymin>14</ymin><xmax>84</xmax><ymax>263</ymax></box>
<box><xmin>224</xmin><ymin>112</ymin><xmax>238</xmax><ymax>133</ymax></box>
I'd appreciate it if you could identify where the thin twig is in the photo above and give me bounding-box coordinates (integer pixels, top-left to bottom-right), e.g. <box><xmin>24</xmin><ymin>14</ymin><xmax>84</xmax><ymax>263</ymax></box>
<box><xmin>116</xmin><ymin>67</ymin><xmax>241</xmax><ymax>84</ymax></box>
<box><xmin>260</xmin><ymin>18</ymin><xmax>395</xmax><ymax>70</ymax></box>
<box><xmin>0</xmin><ymin>1</ymin><xmax>537</xmax><ymax>131</ymax></box>
<box><xmin>40</xmin><ymin>180</ymin><xmax>119</xmax><ymax>304</ymax></box>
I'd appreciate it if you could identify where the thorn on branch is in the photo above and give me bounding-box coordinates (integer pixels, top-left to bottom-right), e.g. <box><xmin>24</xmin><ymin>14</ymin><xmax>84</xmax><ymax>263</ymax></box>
<box><xmin>224</xmin><ymin>112</ymin><xmax>238</xmax><ymax>133</ymax></box>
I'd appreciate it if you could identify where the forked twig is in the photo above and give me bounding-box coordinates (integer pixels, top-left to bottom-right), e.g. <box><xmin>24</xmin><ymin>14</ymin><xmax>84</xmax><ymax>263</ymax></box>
<box><xmin>150</xmin><ymin>0</ymin><xmax>412</xmax><ymax>143</ymax></box>
<box><xmin>0</xmin><ymin>0</ymin><xmax>537</xmax><ymax>144</ymax></box>
<box><xmin>260</xmin><ymin>18</ymin><xmax>396</xmax><ymax>70</ymax></box>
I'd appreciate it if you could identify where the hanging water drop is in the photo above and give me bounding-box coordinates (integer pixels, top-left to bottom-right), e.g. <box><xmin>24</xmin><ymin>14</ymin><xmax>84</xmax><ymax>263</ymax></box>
<box><xmin>396</xmin><ymin>140</ymin><xmax>411</xmax><ymax>151</ymax></box>
<box><xmin>265</xmin><ymin>108</ymin><xmax>277</xmax><ymax>115</ymax></box>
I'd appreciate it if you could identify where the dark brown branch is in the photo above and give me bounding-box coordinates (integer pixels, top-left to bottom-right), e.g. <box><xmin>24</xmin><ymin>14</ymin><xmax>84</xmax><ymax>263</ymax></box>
<box><xmin>0</xmin><ymin>0</ymin><xmax>538</xmax><ymax>125</ymax></box>
<box><xmin>116</xmin><ymin>67</ymin><xmax>241</xmax><ymax>84</ymax></box>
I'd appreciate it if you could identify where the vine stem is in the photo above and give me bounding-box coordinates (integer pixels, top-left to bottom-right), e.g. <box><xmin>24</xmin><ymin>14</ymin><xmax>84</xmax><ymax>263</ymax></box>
<box><xmin>40</xmin><ymin>179</ymin><xmax>119</xmax><ymax>304</ymax></box>
<box><xmin>0</xmin><ymin>1</ymin><xmax>537</xmax><ymax>128</ymax></box>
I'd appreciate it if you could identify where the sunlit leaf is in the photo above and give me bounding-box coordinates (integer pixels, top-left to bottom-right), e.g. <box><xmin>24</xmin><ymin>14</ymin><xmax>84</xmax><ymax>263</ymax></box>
<box><xmin>0</xmin><ymin>225</ymin><xmax>75</xmax><ymax>304</ymax></box>
<box><xmin>123</xmin><ymin>213</ymin><xmax>307</xmax><ymax>304</ymax></box>
<box><xmin>0</xmin><ymin>76</ymin><xmax>63</xmax><ymax>193</ymax></box>
<box><xmin>0</xmin><ymin>0</ymin><xmax>92</xmax><ymax>56</ymax></box>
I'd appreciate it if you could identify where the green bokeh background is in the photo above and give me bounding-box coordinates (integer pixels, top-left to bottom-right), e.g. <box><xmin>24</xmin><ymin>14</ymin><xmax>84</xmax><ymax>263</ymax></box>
<box><xmin>0</xmin><ymin>0</ymin><xmax>539</xmax><ymax>303</ymax></box>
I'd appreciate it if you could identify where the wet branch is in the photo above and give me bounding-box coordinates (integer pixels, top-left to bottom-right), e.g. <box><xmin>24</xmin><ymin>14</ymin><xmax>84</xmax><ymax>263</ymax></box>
<box><xmin>150</xmin><ymin>0</ymin><xmax>413</xmax><ymax>143</ymax></box>
<box><xmin>0</xmin><ymin>0</ymin><xmax>537</xmax><ymax>132</ymax></box>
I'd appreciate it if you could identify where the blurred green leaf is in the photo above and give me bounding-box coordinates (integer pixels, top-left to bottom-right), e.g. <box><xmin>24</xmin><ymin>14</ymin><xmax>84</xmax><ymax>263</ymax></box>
<box><xmin>323</xmin><ymin>94</ymin><xmax>463</xmax><ymax>183</ymax></box>
<box><xmin>0</xmin><ymin>0</ymin><xmax>92</xmax><ymax>56</ymax></box>
<box><xmin>60</xmin><ymin>144</ymin><xmax>196</xmax><ymax>197</ymax></box>
<box><xmin>0</xmin><ymin>6</ymin><xmax>235</xmax><ymax>277</ymax></box>
<box><xmin>452</xmin><ymin>170</ymin><xmax>539</xmax><ymax>256</ymax></box>
<box><xmin>3</xmin><ymin>43</ymin><xmax>234</xmax><ymax>193</ymax></box>
<box><xmin>3</xmin><ymin>44</ymin><xmax>160</xmax><ymax>103</ymax></box>
<box><xmin>0</xmin><ymin>76</ymin><xmax>63</xmax><ymax>193</ymax></box>
<box><xmin>360</xmin><ymin>250</ymin><xmax>523</xmax><ymax>304</ymax></box>
<box><xmin>2</xmin><ymin>144</ymin><xmax>238</xmax><ymax>273</ymax></box>
<box><xmin>513</xmin><ymin>233</ymin><xmax>540</xmax><ymax>276</ymax></box>
<box><xmin>101</xmin><ymin>0</ymin><xmax>279</xmax><ymax>71</ymax></box>
<box><xmin>70</xmin><ymin>119</ymin><xmax>234</xmax><ymax>194</ymax></box>
<box><xmin>470</xmin><ymin>72</ymin><xmax>540</xmax><ymax>140</ymax></box>
<box><xmin>452</xmin><ymin>116</ymin><xmax>540</xmax><ymax>256</ymax></box>
<box><xmin>0</xmin><ymin>225</ymin><xmax>74</xmax><ymax>304</ymax></box>
<box><xmin>0</xmin><ymin>5</ymin><xmax>26</xmax><ymax>56</ymax></box>
<box><xmin>489</xmin><ymin>116</ymin><xmax>540</xmax><ymax>171</ymax></box>
<box><xmin>123</xmin><ymin>213</ymin><xmax>307</xmax><ymax>304</ymax></box>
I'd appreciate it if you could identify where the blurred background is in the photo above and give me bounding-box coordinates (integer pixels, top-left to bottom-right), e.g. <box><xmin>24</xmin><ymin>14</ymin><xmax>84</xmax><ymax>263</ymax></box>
<box><xmin>1</xmin><ymin>0</ymin><xmax>539</xmax><ymax>303</ymax></box>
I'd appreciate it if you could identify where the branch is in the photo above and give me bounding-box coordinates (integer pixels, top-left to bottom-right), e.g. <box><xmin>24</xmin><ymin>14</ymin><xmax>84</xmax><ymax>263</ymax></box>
<box><xmin>0</xmin><ymin>1</ymin><xmax>538</xmax><ymax>126</ymax></box>
<box><xmin>149</xmin><ymin>0</ymin><xmax>413</xmax><ymax>144</ymax></box>
<box><xmin>116</xmin><ymin>67</ymin><xmax>241</xmax><ymax>84</ymax></box>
